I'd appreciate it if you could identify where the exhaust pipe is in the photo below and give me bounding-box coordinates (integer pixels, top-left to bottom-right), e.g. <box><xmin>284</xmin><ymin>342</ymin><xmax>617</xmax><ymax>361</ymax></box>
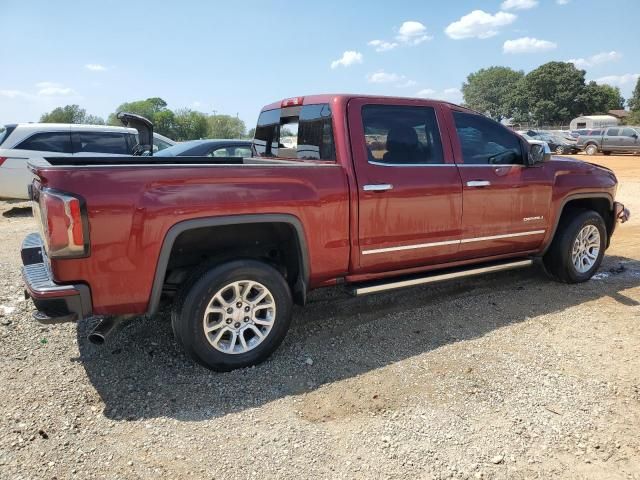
<box><xmin>88</xmin><ymin>316</ymin><xmax>131</xmax><ymax>345</ymax></box>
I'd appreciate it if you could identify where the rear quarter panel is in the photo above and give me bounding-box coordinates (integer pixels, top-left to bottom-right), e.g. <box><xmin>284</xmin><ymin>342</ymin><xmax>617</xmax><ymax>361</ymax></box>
<box><xmin>36</xmin><ymin>164</ymin><xmax>350</xmax><ymax>315</ymax></box>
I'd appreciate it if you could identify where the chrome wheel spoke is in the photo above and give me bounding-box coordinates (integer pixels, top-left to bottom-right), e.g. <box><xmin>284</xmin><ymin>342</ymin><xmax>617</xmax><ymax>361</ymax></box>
<box><xmin>571</xmin><ymin>224</ymin><xmax>601</xmax><ymax>273</ymax></box>
<box><xmin>203</xmin><ymin>279</ymin><xmax>276</xmax><ymax>355</ymax></box>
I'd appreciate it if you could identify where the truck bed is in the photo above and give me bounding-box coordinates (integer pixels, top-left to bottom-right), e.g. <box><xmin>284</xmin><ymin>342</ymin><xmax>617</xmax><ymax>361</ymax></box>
<box><xmin>29</xmin><ymin>156</ymin><xmax>351</xmax><ymax>315</ymax></box>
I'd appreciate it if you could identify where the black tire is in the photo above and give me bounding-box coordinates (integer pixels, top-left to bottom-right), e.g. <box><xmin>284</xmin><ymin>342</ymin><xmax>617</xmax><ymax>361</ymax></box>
<box><xmin>603</xmin><ymin>151</ymin><xmax>612</xmax><ymax>156</ymax></box>
<box><xmin>584</xmin><ymin>144</ymin><xmax>598</xmax><ymax>156</ymax></box>
<box><xmin>543</xmin><ymin>210</ymin><xmax>606</xmax><ymax>283</ymax></box>
<box><xmin>171</xmin><ymin>260</ymin><xmax>292</xmax><ymax>371</ymax></box>
<box><xmin>555</xmin><ymin>146</ymin><xmax>565</xmax><ymax>155</ymax></box>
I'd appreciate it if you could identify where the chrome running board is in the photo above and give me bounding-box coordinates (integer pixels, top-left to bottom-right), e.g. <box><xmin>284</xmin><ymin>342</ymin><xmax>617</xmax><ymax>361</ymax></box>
<box><xmin>351</xmin><ymin>259</ymin><xmax>533</xmax><ymax>296</ymax></box>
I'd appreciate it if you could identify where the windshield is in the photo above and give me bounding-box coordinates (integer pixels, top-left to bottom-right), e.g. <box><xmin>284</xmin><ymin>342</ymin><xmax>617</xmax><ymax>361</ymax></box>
<box><xmin>253</xmin><ymin>103</ymin><xmax>335</xmax><ymax>160</ymax></box>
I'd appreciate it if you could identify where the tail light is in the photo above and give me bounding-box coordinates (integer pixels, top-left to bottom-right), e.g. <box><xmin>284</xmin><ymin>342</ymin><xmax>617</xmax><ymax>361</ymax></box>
<box><xmin>0</xmin><ymin>157</ymin><xmax>7</xmax><ymax>166</ymax></box>
<box><xmin>37</xmin><ymin>189</ymin><xmax>89</xmax><ymax>258</ymax></box>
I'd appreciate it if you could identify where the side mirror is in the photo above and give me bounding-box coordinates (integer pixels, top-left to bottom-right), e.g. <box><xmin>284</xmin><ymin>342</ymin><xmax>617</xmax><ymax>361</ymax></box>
<box><xmin>632</xmin><ymin>133</ymin><xmax>638</xmax><ymax>139</ymax></box>
<box><xmin>528</xmin><ymin>142</ymin><xmax>551</xmax><ymax>166</ymax></box>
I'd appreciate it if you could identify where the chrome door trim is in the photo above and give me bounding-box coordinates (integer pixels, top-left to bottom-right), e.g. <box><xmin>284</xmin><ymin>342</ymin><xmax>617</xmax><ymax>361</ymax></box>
<box><xmin>459</xmin><ymin>230</ymin><xmax>545</xmax><ymax>244</ymax></box>
<box><xmin>362</xmin><ymin>239</ymin><xmax>460</xmax><ymax>255</ymax></box>
<box><xmin>361</xmin><ymin>230</ymin><xmax>546</xmax><ymax>255</ymax></box>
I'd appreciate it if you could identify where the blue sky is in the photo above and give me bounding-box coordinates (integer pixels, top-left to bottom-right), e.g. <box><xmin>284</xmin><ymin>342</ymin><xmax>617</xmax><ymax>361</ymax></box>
<box><xmin>1</xmin><ymin>0</ymin><xmax>638</xmax><ymax>128</ymax></box>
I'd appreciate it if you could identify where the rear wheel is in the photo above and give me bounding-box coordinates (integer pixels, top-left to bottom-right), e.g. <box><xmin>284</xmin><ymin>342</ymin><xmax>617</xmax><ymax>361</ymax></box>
<box><xmin>555</xmin><ymin>145</ymin><xmax>565</xmax><ymax>155</ymax></box>
<box><xmin>172</xmin><ymin>260</ymin><xmax>293</xmax><ymax>371</ymax></box>
<box><xmin>543</xmin><ymin>210</ymin><xmax>606</xmax><ymax>283</ymax></box>
<box><xmin>584</xmin><ymin>144</ymin><xmax>598</xmax><ymax>156</ymax></box>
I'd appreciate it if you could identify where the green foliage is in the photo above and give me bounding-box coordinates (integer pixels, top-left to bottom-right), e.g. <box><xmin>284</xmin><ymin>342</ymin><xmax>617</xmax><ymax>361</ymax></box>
<box><xmin>245</xmin><ymin>127</ymin><xmax>256</xmax><ymax>139</ymax></box>
<box><xmin>206</xmin><ymin>114</ymin><xmax>246</xmax><ymax>139</ymax></box>
<box><xmin>628</xmin><ymin>77</ymin><xmax>640</xmax><ymax>112</ymax></box>
<box><xmin>173</xmin><ymin>109</ymin><xmax>209</xmax><ymax>141</ymax></box>
<box><xmin>461</xmin><ymin>66</ymin><xmax>524</xmax><ymax>120</ymax></box>
<box><xmin>40</xmin><ymin>104</ymin><xmax>104</xmax><ymax>124</ymax></box>
<box><xmin>581</xmin><ymin>82</ymin><xmax>625</xmax><ymax>114</ymax></box>
<box><xmin>511</xmin><ymin>62</ymin><xmax>588</xmax><ymax>124</ymax></box>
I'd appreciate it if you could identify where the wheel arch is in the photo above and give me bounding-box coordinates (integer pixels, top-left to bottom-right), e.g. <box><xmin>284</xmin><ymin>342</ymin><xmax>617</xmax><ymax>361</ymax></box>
<box><xmin>147</xmin><ymin>214</ymin><xmax>310</xmax><ymax>315</ymax></box>
<box><xmin>542</xmin><ymin>193</ymin><xmax>614</xmax><ymax>255</ymax></box>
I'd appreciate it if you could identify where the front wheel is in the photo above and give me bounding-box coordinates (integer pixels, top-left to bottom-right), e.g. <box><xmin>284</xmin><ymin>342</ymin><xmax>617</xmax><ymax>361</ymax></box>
<box><xmin>555</xmin><ymin>145</ymin><xmax>565</xmax><ymax>155</ymax></box>
<box><xmin>584</xmin><ymin>144</ymin><xmax>598</xmax><ymax>156</ymax></box>
<box><xmin>172</xmin><ymin>260</ymin><xmax>293</xmax><ymax>371</ymax></box>
<box><xmin>543</xmin><ymin>210</ymin><xmax>606</xmax><ymax>283</ymax></box>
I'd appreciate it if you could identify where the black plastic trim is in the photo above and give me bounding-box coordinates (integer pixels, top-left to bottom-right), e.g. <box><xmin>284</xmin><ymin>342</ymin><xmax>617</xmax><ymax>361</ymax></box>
<box><xmin>147</xmin><ymin>214</ymin><xmax>310</xmax><ymax>315</ymax></box>
<box><xmin>540</xmin><ymin>193</ymin><xmax>614</xmax><ymax>255</ymax></box>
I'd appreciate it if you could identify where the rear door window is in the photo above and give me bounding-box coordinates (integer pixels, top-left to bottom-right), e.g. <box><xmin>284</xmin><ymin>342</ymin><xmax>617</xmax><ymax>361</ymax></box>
<box><xmin>73</xmin><ymin>132</ymin><xmax>130</xmax><ymax>154</ymax></box>
<box><xmin>16</xmin><ymin>132</ymin><xmax>72</xmax><ymax>153</ymax></box>
<box><xmin>253</xmin><ymin>104</ymin><xmax>335</xmax><ymax>160</ymax></box>
<box><xmin>361</xmin><ymin>105</ymin><xmax>444</xmax><ymax>165</ymax></box>
<box><xmin>606</xmin><ymin>128</ymin><xmax>620</xmax><ymax>136</ymax></box>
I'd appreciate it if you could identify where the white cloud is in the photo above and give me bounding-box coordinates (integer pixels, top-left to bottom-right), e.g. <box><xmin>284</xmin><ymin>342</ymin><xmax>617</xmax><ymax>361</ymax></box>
<box><xmin>396</xmin><ymin>21</ymin><xmax>432</xmax><ymax>45</ymax></box>
<box><xmin>416</xmin><ymin>88</ymin><xmax>463</xmax><ymax>103</ymax></box>
<box><xmin>330</xmin><ymin>50</ymin><xmax>363</xmax><ymax>69</ymax></box>
<box><xmin>556</xmin><ymin>0</ymin><xmax>570</xmax><ymax>4</ymax></box>
<box><xmin>397</xmin><ymin>80</ymin><xmax>417</xmax><ymax>88</ymax></box>
<box><xmin>416</xmin><ymin>89</ymin><xmax>436</xmax><ymax>97</ymax></box>
<box><xmin>368</xmin><ymin>39</ymin><xmax>398</xmax><ymax>52</ymax></box>
<box><xmin>595</xmin><ymin>73</ymin><xmax>640</xmax><ymax>87</ymax></box>
<box><xmin>0</xmin><ymin>90</ymin><xmax>32</xmax><ymax>99</ymax></box>
<box><xmin>85</xmin><ymin>63</ymin><xmax>107</xmax><ymax>72</ymax></box>
<box><xmin>445</xmin><ymin>10</ymin><xmax>517</xmax><ymax>39</ymax></box>
<box><xmin>367</xmin><ymin>71</ymin><xmax>404</xmax><ymax>84</ymax></box>
<box><xmin>503</xmin><ymin>37</ymin><xmax>557</xmax><ymax>54</ymax></box>
<box><xmin>35</xmin><ymin>82</ymin><xmax>74</xmax><ymax>96</ymax></box>
<box><xmin>502</xmin><ymin>0</ymin><xmax>538</xmax><ymax>10</ymax></box>
<box><xmin>568</xmin><ymin>51</ymin><xmax>622</xmax><ymax>69</ymax></box>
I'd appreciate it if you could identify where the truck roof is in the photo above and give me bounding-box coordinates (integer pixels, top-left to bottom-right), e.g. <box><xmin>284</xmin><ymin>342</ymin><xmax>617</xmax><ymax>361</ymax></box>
<box><xmin>261</xmin><ymin>94</ymin><xmax>465</xmax><ymax>112</ymax></box>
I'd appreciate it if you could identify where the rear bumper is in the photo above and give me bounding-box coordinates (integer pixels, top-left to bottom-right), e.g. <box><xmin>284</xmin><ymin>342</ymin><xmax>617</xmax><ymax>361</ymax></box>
<box><xmin>21</xmin><ymin>233</ymin><xmax>92</xmax><ymax>324</ymax></box>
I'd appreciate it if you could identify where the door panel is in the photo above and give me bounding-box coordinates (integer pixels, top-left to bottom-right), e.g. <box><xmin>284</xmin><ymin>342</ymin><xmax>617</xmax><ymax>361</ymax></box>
<box><xmin>348</xmin><ymin>99</ymin><xmax>463</xmax><ymax>273</ymax></box>
<box><xmin>448</xmin><ymin>109</ymin><xmax>552</xmax><ymax>259</ymax></box>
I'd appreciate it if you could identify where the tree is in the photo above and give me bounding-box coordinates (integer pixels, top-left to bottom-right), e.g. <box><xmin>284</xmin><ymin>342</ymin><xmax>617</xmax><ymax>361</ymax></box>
<box><xmin>629</xmin><ymin>82</ymin><xmax>640</xmax><ymax>123</ymax></box>
<box><xmin>461</xmin><ymin>66</ymin><xmax>524</xmax><ymax>120</ymax></box>
<box><xmin>581</xmin><ymin>82</ymin><xmax>624</xmax><ymax>114</ymax></box>
<box><xmin>245</xmin><ymin>127</ymin><xmax>256</xmax><ymax>139</ymax></box>
<box><xmin>511</xmin><ymin>62</ymin><xmax>588</xmax><ymax>125</ymax></box>
<box><xmin>108</xmin><ymin>97</ymin><xmax>175</xmax><ymax>137</ymax></box>
<box><xmin>173</xmin><ymin>109</ymin><xmax>209</xmax><ymax>141</ymax></box>
<box><xmin>40</xmin><ymin>104</ymin><xmax>104</xmax><ymax>124</ymax></box>
<box><xmin>207</xmin><ymin>114</ymin><xmax>246</xmax><ymax>139</ymax></box>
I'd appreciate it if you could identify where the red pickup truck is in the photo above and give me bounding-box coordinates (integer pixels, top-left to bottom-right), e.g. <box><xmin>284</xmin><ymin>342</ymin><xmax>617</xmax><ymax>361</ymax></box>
<box><xmin>22</xmin><ymin>94</ymin><xmax>630</xmax><ymax>371</ymax></box>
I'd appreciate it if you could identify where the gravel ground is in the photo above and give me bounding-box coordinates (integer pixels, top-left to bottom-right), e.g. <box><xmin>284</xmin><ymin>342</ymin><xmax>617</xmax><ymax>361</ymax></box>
<box><xmin>0</xmin><ymin>155</ymin><xmax>639</xmax><ymax>479</ymax></box>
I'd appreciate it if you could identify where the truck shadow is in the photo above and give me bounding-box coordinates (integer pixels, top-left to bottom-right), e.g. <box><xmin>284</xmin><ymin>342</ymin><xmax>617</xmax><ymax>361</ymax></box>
<box><xmin>76</xmin><ymin>255</ymin><xmax>640</xmax><ymax>421</ymax></box>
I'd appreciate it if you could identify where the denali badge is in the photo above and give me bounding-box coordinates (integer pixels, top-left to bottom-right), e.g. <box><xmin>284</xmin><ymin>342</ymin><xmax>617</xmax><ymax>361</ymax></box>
<box><xmin>523</xmin><ymin>216</ymin><xmax>544</xmax><ymax>222</ymax></box>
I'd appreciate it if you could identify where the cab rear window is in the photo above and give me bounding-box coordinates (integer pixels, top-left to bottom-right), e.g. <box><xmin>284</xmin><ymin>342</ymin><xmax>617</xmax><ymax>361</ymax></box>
<box><xmin>253</xmin><ymin>104</ymin><xmax>335</xmax><ymax>161</ymax></box>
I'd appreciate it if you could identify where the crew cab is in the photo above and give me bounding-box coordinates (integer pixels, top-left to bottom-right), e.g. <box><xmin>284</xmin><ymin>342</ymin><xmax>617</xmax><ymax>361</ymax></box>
<box><xmin>21</xmin><ymin>94</ymin><xmax>630</xmax><ymax>371</ymax></box>
<box><xmin>577</xmin><ymin>126</ymin><xmax>640</xmax><ymax>155</ymax></box>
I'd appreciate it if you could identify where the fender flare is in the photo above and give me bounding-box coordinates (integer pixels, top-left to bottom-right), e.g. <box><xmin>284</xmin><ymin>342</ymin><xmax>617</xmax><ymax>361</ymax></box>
<box><xmin>541</xmin><ymin>192</ymin><xmax>613</xmax><ymax>255</ymax></box>
<box><xmin>146</xmin><ymin>214</ymin><xmax>310</xmax><ymax>315</ymax></box>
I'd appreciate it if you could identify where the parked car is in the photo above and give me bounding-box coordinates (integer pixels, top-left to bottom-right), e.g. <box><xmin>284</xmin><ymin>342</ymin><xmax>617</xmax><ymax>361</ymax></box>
<box><xmin>21</xmin><ymin>94</ymin><xmax>629</xmax><ymax>371</ymax></box>
<box><xmin>530</xmin><ymin>132</ymin><xmax>580</xmax><ymax>155</ymax></box>
<box><xmin>576</xmin><ymin>126</ymin><xmax>640</xmax><ymax>155</ymax></box>
<box><xmin>155</xmin><ymin>139</ymin><xmax>252</xmax><ymax>158</ymax></box>
<box><xmin>0</xmin><ymin>121</ymin><xmax>176</xmax><ymax>199</ymax></box>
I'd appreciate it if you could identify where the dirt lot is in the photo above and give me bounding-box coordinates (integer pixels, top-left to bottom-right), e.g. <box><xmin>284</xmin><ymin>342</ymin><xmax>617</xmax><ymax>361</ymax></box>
<box><xmin>0</xmin><ymin>155</ymin><xmax>639</xmax><ymax>479</ymax></box>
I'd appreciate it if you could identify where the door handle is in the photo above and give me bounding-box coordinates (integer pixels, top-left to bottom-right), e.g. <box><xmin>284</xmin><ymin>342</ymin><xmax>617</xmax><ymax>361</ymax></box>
<box><xmin>363</xmin><ymin>184</ymin><xmax>393</xmax><ymax>192</ymax></box>
<box><xmin>466</xmin><ymin>180</ymin><xmax>491</xmax><ymax>187</ymax></box>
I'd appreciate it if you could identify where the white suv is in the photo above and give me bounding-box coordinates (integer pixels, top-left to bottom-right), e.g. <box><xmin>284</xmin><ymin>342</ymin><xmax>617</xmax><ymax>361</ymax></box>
<box><xmin>0</xmin><ymin>124</ymin><xmax>175</xmax><ymax>199</ymax></box>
